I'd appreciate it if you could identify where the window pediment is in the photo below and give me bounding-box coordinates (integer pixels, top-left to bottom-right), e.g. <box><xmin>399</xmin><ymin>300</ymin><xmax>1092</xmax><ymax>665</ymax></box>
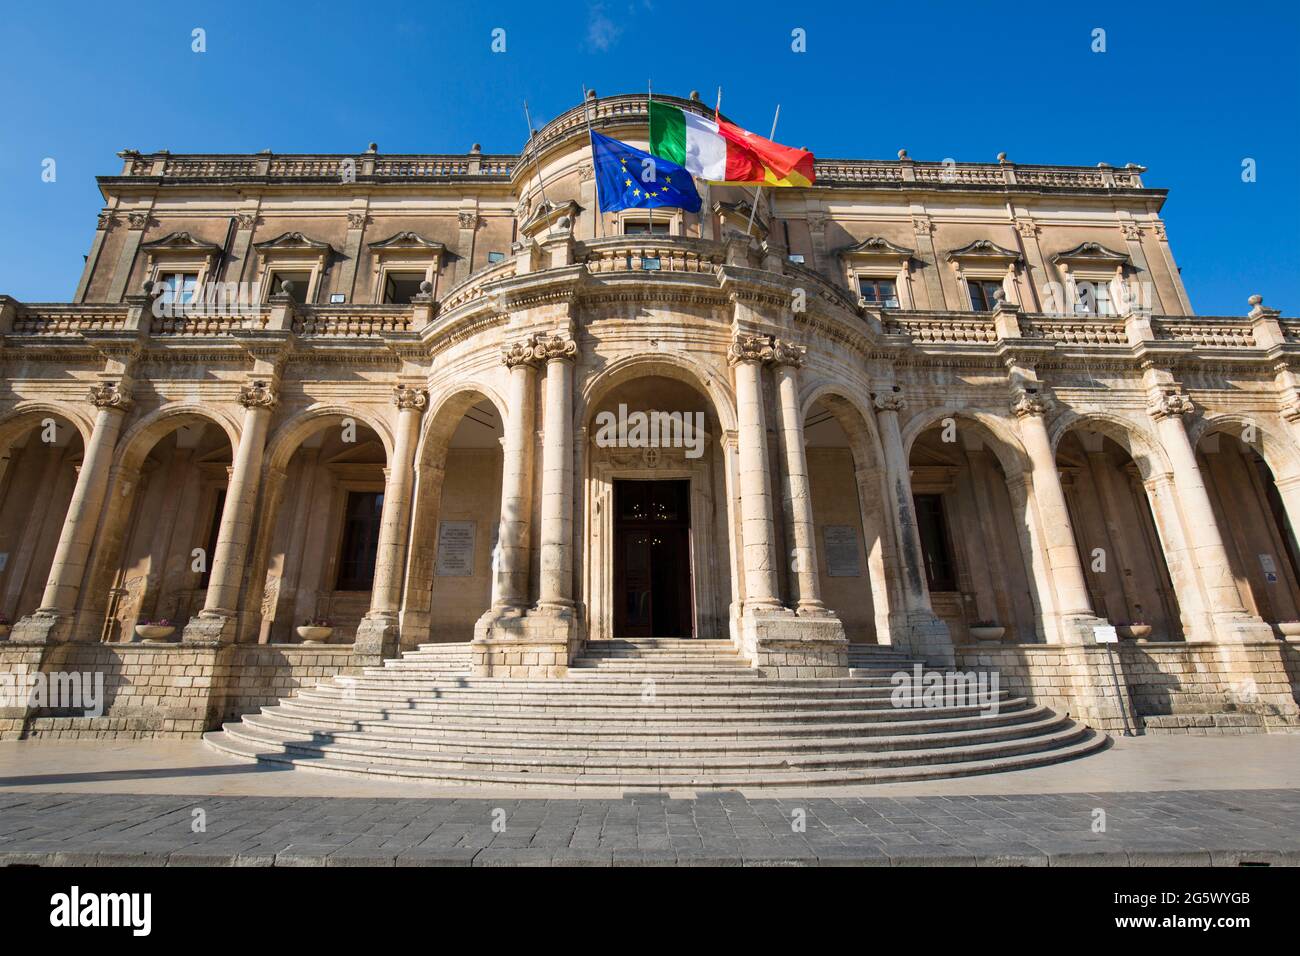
<box><xmin>367</xmin><ymin>231</ymin><xmax>445</xmax><ymax>255</ymax></box>
<box><xmin>1050</xmin><ymin>241</ymin><xmax>1130</xmax><ymax>268</ymax></box>
<box><xmin>835</xmin><ymin>236</ymin><xmax>914</xmax><ymax>262</ymax></box>
<box><xmin>140</xmin><ymin>231</ymin><xmax>223</xmax><ymax>258</ymax></box>
<box><xmin>253</xmin><ymin>231</ymin><xmax>335</xmax><ymax>255</ymax></box>
<box><xmin>520</xmin><ymin>200</ymin><xmax>581</xmax><ymax>239</ymax></box>
<box><xmin>945</xmin><ymin>239</ymin><xmax>1022</xmax><ymax>265</ymax></box>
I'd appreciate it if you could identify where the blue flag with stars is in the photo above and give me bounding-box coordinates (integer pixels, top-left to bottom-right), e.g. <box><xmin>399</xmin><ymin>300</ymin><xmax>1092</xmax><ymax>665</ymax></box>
<box><xmin>590</xmin><ymin>130</ymin><xmax>702</xmax><ymax>213</ymax></box>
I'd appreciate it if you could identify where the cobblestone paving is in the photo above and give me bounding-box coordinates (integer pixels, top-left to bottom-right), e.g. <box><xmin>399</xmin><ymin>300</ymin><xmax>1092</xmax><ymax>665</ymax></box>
<box><xmin>0</xmin><ymin>789</ymin><xmax>1296</xmax><ymax>866</ymax></box>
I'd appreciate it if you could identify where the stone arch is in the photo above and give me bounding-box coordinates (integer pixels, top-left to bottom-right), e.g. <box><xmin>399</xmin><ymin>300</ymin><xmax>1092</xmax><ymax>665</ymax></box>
<box><xmin>1050</xmin><ymin>409</ymin><xmax>1173</xmax><ymax>480</ymax></box>
<box><xmin>114</xmin><ymin>403</ymin><xmax>241</xmax><ymax>474</ymax></box>
<box><xmin>901</xmin><ymin>406</ymin><xmax>1032</xmax><ymax>480</ymax></box>
<box><xmin>798</xmin><ymin>384</ymin><xmax>898</xmax><ymax>642</ymax></box>
<box><xmin>0</xmin><ymin>401</ymin><xmax>94</xmax><ymax>451</ymax></box>
<box><xmin>1190</xmin><ymin>412</ymin><xmax>1300</xmax><ymax>482</ymax></box>
<box><xmin>578</xmin><ymin>350</ymin><xmax>737</xmax><ymax>436</ymax></box>
<box><xmin>264</xmin><ymin>402</ymin><xmax>395</xmax><ymax>474</ymax></box>
<box><xmin>416</xmin><ymin>381</ymin><xmax>509</xmax><ymax>469</ymax></box>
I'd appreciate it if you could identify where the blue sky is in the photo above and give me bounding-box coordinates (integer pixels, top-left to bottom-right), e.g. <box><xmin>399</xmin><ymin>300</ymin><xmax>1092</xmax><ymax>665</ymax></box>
<box><xmin>1</xmin><ymin>0</ymin><xmax>1296</xmax><ymax>315</ymax></box>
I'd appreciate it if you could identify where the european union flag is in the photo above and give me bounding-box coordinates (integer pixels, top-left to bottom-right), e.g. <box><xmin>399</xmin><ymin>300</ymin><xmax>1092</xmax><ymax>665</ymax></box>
<box><xmin>590</xmin><ymin>130</ymin><xmax>702</xmax><ymax>213</ymax></box>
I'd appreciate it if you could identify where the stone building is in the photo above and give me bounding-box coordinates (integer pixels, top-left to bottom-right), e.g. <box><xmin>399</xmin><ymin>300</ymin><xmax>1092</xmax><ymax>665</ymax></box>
<box><xmin>0</xmin><ymin>92</ymin><xmax>1297</xmax><ymax>783</ymax></box>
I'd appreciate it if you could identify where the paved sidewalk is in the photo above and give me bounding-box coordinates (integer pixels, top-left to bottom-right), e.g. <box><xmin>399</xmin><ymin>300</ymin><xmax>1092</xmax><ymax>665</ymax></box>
<box><xmin>0</xmin><ymin>788</ymin><xmax>1296</xmax><ymax>866</ymax></box>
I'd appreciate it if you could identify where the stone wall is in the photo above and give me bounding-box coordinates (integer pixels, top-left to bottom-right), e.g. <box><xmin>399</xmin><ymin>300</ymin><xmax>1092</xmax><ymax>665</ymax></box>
<box><xmin>0</xmin><ymin>641</ymin><xmax>367</xmax><ymax>739</ymax></box>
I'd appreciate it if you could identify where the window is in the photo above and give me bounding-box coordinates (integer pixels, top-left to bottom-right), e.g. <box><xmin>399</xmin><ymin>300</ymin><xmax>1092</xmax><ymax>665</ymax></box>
<box><xmin>486</xmin><ymin>251</ymin><xmax>506</xmax><ymax>264</ymax></box>
<box><xmin>858</xmin><ymin>277</ymin><xmax>899</xmax><ymax>308</ymax></box>
<box><xmin>1074</xmin><ymin>279</ymin><xmax>1114</xmax><ymax>315</ymax></box>
<box><xmin>383</xmin><ymin>272</ymin><xmax>425</xmax><ymax>304</ymax></box>
<box><xmin>967</xmin><ymin>278</ymin><xmax>1004</xmax><ymax>312</ymax></box>
<box><xmin>269</xmin><ymin>271</ymin><xmax>311</xmax><ymax>303</ymax></box>
<box><xmin>336</xmin><ymin>491</ymin><xmax>384</xmax><ymax>591</ymax></box>
<box><xmin>623</xmin><ymin>221</ymin><xmax>670</xmax><ymax>236</ymax></box>
<box><xmin>787</xmin><ymin>254</ymin><xmax>805</xmax><ymax>264</ymax></box>
<box><xmin>199</xmin><ymin>489</ymin><xmax>226</xmax><ymax>588</ymax></box>
<box><xmin>914</xmin><ymin>494</ymin><xmax>957</xmax><ymax>592</ymax></box>
<box><xmin>158</xmin><ymin>272</ymin><xmax>199</xmax><ymax>307</ymax></box>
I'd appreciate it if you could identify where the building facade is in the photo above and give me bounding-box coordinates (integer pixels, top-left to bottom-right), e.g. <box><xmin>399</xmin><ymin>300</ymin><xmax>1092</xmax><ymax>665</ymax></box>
<box><xmin>1</xmin><ymin>91</ymin><xmax>1298</xmax><ymax>744</ymax></box>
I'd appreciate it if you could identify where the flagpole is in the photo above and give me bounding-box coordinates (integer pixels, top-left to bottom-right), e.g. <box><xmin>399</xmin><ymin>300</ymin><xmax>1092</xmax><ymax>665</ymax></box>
<box><xmin>647</xmin><ymin>79</ymin><xmax>653</xmax><ymax>238</ymax></box>
<box><xmin>745</xmin><ymin>104</ymin><xmax>780</xmax><ymax>239</ymax></box>
<box><xmin>581</xmin><ymin>85</ymin><xmax>604</xmax><ymax>238</ymax></box>
<box><xmin>522</xmin><ymin>100</ymin><xmax>551</xmax><ymax>210</ymax></box>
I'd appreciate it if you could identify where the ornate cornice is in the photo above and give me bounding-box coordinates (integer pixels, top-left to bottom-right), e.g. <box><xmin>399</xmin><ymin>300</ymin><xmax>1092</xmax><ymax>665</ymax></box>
<box><xmin>88</xmin><ymin>381</ymin><xmax>133</xmax><ymax>411</ymax></box>
<box><xmin>238</xmin><ymin>379</ymin><xmax>278</xmax><ymax>409</ymax></box>
<box><xmin>393</xmin><ymin>384</ymin><xmax>428</xmax><ymax>410</ymax></box>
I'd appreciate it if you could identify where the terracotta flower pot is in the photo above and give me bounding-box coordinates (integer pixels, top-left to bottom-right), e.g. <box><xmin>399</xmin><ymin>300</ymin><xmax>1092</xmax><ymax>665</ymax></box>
<box><xmin>1278</xmin><ymin>621</ymin><xmax>1300</xmax><ymax>638</ymax></box>
<box><xmin>0</xmin><ymin>624</ymin><xmax>10</xmax><ymax>640</ymax></box>
<box><xmin>968</xmin><ymin>625</ymin><xmax>1005</xmax><ymax>642</ymax></box>
<box><xmin>296</xmin><ymin>625</ymin><xmax>334</xmax><ymax>644</ymax></box>
<box><xmin>134</xmin><ymin>624</ymin><xmax>176</xmax><ymax>642</ymax></box>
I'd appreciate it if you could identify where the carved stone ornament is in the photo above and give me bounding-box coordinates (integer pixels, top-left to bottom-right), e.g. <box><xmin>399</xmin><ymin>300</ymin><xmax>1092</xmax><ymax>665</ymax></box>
<box><xmin>502</xmin><ymin>332</ymin><xmax>577</xmax><ymax>368</ymax></box>
<box><xmin>872</xmin><ymin>390</ymin><xmax>906</xmax><ymax>413</ymax></box>
<box><xmin>97</xmin><ymin>212</ymin><xmax>117</xmax><ymax>232</ymax></box>
<box><xmin>727</xmin><ymin>333</ymin><xmax>777</xmax><ymax>365</ymax></box>
<box><xmin>457</xmin><ymin>211</ymin><xmax>481</xmax><ymax>230</ymax></box>
<box><xmin>88</xmin><ymin>382</ymin><xmax>133</xmax><ymax>411</ymax></box>
<box><xmin>126</xmin><ymin>212</ymin><xmax>152</xmax><ymax>230</ymax></box>
<box><xmin>236</xmin><ymin>212</ymin><xmax>259</xmax><ymax>229</ymax></box>
<box><xmin>1149</xmin><ymin>387</ymin><xmax>1193</xmax><ymax>420</ymax></box>
<box><xmin>1009</xmin><ymin>387</ymin><xmax>1052</xmax><ymax>418</ymax></box>
<box><xmin>238</xmin><ymin>380</ymin><xmax>278</xmax><ymax>410</ymax></box>
<box><xmin>769</xmin><ymin>338</ymin><xmax>806</xmax><ymax>368</ymax></box>
<box><xmin>347</xmin><ymin>211</ymin><xmax>370</xmax><ymax>229</ymax></box>
<box><xmin>393</xmin><ymin>385</ymin><xmax>428</xmax><ymax>411</ymax></box>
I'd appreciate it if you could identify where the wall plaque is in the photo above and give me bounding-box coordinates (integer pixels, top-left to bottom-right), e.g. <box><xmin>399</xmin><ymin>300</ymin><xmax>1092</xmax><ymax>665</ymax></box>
<box><xmin>822</xmin><ymin>525</ymin><xmax>860</xmax><ymax>577</ymax></box>
<box><xmin>435</xmin><ymin>521</ymin><xmax>476</xmax><ymax>577</ymax></box>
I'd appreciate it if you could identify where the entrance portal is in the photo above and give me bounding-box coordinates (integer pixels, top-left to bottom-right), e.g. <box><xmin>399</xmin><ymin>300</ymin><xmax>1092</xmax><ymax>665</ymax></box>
<box><xmin>613</xmin><ymin>479</ymin><xmax>693</xmax><ymax>637</ymax></box>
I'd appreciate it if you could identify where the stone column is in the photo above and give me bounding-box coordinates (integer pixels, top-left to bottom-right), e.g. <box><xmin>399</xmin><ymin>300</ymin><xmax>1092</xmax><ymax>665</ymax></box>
<box><xmin>1008</xmin><ymin>382</ymin><xmax>1106</xmax><ymax>640</ymax></box>
<box><xmin>872</xmin><ymin>386</ymin><xmax>954</xmax><ymax>664</ymax></box>
<box><xmin>491</xmin><ymin>335</ymin><xmax>541</xmax><ymax>611</ymax></box>
<box><xmin>536</xmin><ymin>334</ymin><xmax>578</xmax><ymax>611</ymax></box>
<box><xmin>12</xmin><ymin>383</ymin><xmax>132</xmax><ymax>643</ymax></box>
<box><xmin>771</xmin><ymin>342</ymin><xmax>827</xmax><ymax>614</ymax></box>
<box><xmin>1146</xmin><ymin>380</ymin><xmax>1272</xmax><ymax>642</ymax></box>
<box><xmin>182</xmin><ymin>380</ymin><xmax>275</xmax><ymax>643</ymax></box>
<box><xmin>356</xmin><ymin>385</ymin><xmax>425</xmax><ymax>656</ymax></box>
<box><xmin>728</xmin><ymin>333</ymin><xmax>783</xmax><ymax>611</ymax></box>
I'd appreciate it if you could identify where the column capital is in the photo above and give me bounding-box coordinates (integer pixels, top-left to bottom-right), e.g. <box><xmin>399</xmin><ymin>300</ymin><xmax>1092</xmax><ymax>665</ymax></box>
<box><xmin>1148</xmin><ymin>386</ymin><xmax>1194</xmax><ymax>421</ymax></box>
<box><xmin>770</xmin><ymin>338</ymin><xmax>806</xmax><ymax>368</ymax></box>
<box><xmin>392</xmin><ymin>384</ymin><xmax>428</xmax><ymax>411</ymax></box>
<box><xmin>872</xmin><ymin>388</ymin><xmax>906</xmax><ymax>413</ymax></box>
<box><xmin>1010</xmin><ymin>386</ymin><xmax>1052</xmax><ymax>419</ymax></box>
<box><xmin>87</xmin><ymin>381</ymin><xmax>133</xmax><ymax>412</ymax></box>
<box><xmin>238</xmin><ymin>379</ymin><xmax>278</xmax><ymax>410</ymax></box>
<box><xmin>502</xmin><ymin>332</ymin><xmax>576</xmax><ymax>368</ymax></box>
<box><xmin>728</xmin><ymin>332</ymin><xmax>803</xmax><ymax>367</ymax></box>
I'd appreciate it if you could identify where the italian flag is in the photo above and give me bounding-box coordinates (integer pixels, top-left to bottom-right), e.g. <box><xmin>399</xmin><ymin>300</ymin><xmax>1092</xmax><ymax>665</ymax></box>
<box><xmin>649</xmin><ymin>101</ymin><xmax>815</xmax><ymax>187</ymax></box>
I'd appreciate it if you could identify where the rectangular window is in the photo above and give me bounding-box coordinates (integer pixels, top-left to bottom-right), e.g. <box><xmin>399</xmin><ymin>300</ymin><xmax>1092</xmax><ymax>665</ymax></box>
<box><xmin>159</xmin><ymin>272</ymin><xmax>199</xmax><ymax>306</ymax></box>
<box><xmin>1075</xmin><ymin>279</ymin><xmax>1114</xmax><ymax>315</ymax></box>
<box><xmin>968</xmin><ymin>278</ymin><xmax>1004</xmax><ymax>312</ymax></box>
<box><xmin>914</xmin><ymin>493</ymin><xmax>957</xmax><ymax>592</ymax></box>
<box><xmin>269</xmin><ymin>271</ymin><xmax>311</xmax><ymax>303</ymax></box>
<box><xmin>486</xmin><ymin>251</ymin><xmax>506</xmax><ymax>264</ymax></box>
<box><xmin>336</xmin><ymin>491</ymin><xmax>384</xmax><ymax>591</ymax></box>
<box><xmin>858</xmin><ymin>277</ymin><xmax>900</xmax><ymax>308</ymax></box>
<box><xmin>623</xmin><ymin>221</ymin><xmax>670</xmax><ymax>235</ymax></box>
<box><xmin>383</xmin><ymin>272</ymin><xmax>425</xmax><ymax>304</ymax></box>
<box><xmin>199</xmin><ymin>489</ymin><xmax>226</xmax><ymax>588</ymax></box>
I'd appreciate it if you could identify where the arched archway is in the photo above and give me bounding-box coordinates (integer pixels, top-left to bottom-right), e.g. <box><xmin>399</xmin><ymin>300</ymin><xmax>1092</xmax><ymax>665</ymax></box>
<box><xmin>905</xmin><ymin>412</ymin><xmax>1041</xmax><ymax>642</ymax></box>
<box><xmin>81</xmin><ymin>409</ymin><xmax>235</xmax><ymax>641</ymax></box>
<box><xmin>582</xmin><ymin>368</ymin><xmax>732</xmax><ymax>641</ymax></box>
<box><xmin>1196</xmin><ymin>422</ymin><xmax>1300</xmax><ymax>628</ymax></box>
<box><xmin>399</xmin><ymin>387</ymin><xmax>507</xmax><ymax>647</ymax></box>
<box><xmin>800</xmin><ymin>391</ymin><xmax>896</xmax><ymax>643</ymax></box>
<box><xmin>0</xmin><ymin>411</ymin><xmax>86</xmax><ymax>623</ymax></box>
<box><xmin>247</xmin><ymin>409</ymin><xmax>390</xmax><ymax>643</ymax></box>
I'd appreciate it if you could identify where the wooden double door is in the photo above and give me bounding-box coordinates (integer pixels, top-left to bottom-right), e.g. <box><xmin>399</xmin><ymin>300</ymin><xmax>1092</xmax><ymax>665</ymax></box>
<box><xmin>613</xmin><ymin>479</ymin><xmax>693</xmax><ymax>638</ymax></box>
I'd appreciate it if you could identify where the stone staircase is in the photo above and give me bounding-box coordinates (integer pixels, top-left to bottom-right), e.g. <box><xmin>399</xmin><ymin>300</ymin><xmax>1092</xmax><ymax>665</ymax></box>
<box><xmin>205</xmin><ymin>638</ymin><xmax>1105</xmax><ymax>790</ymax></box>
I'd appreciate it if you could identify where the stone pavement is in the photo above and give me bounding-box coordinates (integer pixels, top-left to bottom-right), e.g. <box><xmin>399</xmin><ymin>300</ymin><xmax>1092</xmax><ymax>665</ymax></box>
<box><xmin>1</xmin><ymin>788</ymin><xmax>1297</xmax><ymax>866</ymax></box>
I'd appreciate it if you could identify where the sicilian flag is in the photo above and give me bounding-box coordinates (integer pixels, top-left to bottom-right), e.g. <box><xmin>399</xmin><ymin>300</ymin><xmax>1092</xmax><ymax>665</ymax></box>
<box><xmin>648</xmin><ymin>101</ymin><xmax>815</xmax><ymax>187</ymax></box>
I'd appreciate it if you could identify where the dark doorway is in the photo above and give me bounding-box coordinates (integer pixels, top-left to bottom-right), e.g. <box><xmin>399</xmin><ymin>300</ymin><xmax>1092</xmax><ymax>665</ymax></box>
<box><xmin>613</xmin><ymin>479</ymin><xmax>693</xmax><ymax>637</ymax></box>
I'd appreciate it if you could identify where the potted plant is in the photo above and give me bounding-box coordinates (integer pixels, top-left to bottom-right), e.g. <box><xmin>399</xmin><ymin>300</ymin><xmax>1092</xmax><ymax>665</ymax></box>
<box><xmin>0</xmin><ymin>615</ymin><xmax>10</xmax><ymax>640</ymax></box>
<box><xmin>134</xmin><ymin>617</ymin><xmax>177</xmax><ymax>642</ymax></box>
<box><xmin>968</xmin><ymin>620</ymin><xmax>1005</xmax><ymax>642</ymax></box>
<box><xmin>1117</xmin><ymin>620</ymin><xmax>1152</xmax><ymax>639</ymax></box>
<box><xmin>1278</xmin><ymin>621</ymin><xmax>1300</xmax><ymax>638</ymax></box>
<box><xmin>296</xmin><ymin>618</ymin><xmax>334</xmax><ymax>643</ymax></box>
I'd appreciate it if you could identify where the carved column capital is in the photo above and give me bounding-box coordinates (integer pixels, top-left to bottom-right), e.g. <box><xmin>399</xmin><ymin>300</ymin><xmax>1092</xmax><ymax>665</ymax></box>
<box><xmin>238</xmin><ymin>380</ymin><xmax>278</xmax><ymax>410</ymax></box>
<box><xmin>727</xmin><ymin>332</ymin><xmax>776</xmax><ymax>366</ymax></box>
<box><xmin>1010</xmin><ymin>387</ymin><xmax>1052</xmax><ymax>419</ymax></box>
<box><xmin>872</xmin><ymin>389</ymin><xmax>906</xmax><ymax>413</ymax></box>
<box><xmin>88</xmin><ymin>381</ymin><xmax>133</xmax><ymax>411</ymax></box>
<box><xmin>1148</xmin><ymin>387</ymin><xmax>1193</xmax><ymax>420</ymax></box>
<box><xmin>393</xmin><ymin>385</ymin><xmax>427</xmax><ymax>411</ymax></box>
<box><xmin>769</xmin><ymin>338</ymin><xmax>806</xmax><ymax>368</ymax></box>
<box><xmin>535</xmin><ymin>333</ymin><xmax>578</xmax><ymax>362</ymax></box>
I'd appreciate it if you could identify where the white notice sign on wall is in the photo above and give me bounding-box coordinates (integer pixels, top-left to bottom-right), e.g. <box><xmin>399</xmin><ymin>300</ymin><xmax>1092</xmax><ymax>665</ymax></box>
<box><xmin>435</xmin><ymin>521</ymin><xmax>477</xmax><ymax>577</ymax></box>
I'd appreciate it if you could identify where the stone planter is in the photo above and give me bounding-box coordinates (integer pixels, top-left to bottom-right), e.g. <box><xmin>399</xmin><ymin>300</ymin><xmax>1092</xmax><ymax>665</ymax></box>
<box><xmin>0</xmin><ymin>624</ymin><xmax>10</xmax><ymax>640</ymax></box>
<box><xmin>1279</xmin><ymin>621</ymin><xmax>1300</xmax><ymax>638</ymax></box>
<box><xmin>968</xmin><ymin>625</ymin><xmax>1005</xmax><ymax>642</ymax></box>
<box><xmin>134</xmin><ymin>624</ymin><xmax>176</xmax><ymax>643</ymax></box>
<box><xmin>296</xmin><ymin>626</ymin><xmax>334</xmax><ymax>644</ymax></box>
<box><xmin>1118</xmin><ymin>624</ymin><xmax>1152</xmax><ymax>640</ymax></box>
